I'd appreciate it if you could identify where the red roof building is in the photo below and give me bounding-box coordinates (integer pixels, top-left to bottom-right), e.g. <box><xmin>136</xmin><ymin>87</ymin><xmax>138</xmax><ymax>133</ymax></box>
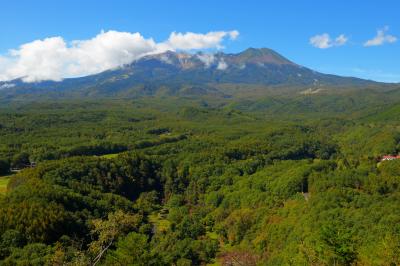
<box><xmin>381</xmin><ymin>155</ymin><xmax>400</xmax><ymax>161</ymax></box>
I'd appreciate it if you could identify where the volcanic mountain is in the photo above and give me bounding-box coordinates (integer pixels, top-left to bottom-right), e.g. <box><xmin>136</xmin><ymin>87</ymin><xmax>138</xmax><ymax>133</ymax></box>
<box><xmin>0</xmin><ymin>48</ymin><xmax>384</xmax><ymax>100</ymax></box>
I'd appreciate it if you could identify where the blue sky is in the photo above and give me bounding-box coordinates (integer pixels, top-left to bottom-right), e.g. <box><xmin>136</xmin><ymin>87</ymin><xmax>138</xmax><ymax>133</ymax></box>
<box><xmin>0</xmin><ymin>0</ymin><xmax>399</xmax><ymax>82</ymax></box>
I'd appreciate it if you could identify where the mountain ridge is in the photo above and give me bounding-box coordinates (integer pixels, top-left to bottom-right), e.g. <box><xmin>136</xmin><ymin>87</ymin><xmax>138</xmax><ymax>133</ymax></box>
<box><xmin>0</xmin><ymin>48</ymin><xmax>391</xmax><ymax>101</ymax></box>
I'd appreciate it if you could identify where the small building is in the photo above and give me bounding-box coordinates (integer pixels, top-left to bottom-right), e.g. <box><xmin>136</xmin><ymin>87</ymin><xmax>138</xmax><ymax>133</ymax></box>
<box><xmin>381</xmin><ymin>155</ymin><xmax>400</xmax><ymax>161</ymax></box>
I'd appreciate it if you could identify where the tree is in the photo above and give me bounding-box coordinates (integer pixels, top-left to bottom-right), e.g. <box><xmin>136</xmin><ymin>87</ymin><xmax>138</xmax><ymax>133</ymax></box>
<box><xmin>134</xmin><ymin>191</ymin><xmax>160</xmax><ymax>213</ymax></box>
<box><xmin>223</xmin><ymin>209</ymin><xmax>255</xmax><ymax>244</ymax></box>
<box><xmin>105</xmin><ymin>232</ymin><xmax>152</xmax><ymax>265</ymax></box>
<box><xmin>320</xmin><ymin>224</ymin><xmax>358</xmax><ymax>265</ymax></box>
<box><xmin>0</xmin><ymin>199</ymin><xmax>68</xmax><ymax>243</ymax></box>
<box><xmin>11</xmin><ymin>152</ymin><xmax>30</xmax><ymax>169</ymax></box>
<box><xmin>0</xmin><ymin>159</ymin><xmax>10</xmax><ymax>176</ymax></box>
<box><xmin>1</xmin><ymin>243</ymin><xmax>54</xmax><ymax>265</ymax></box>
<box><xmin>0</xmin><ymin>230</ymin><xmax>25</xmax><ymax>259</ymax></box>
<box><xmin>89</xmin><ymin>211</ymin><xmax>142</xmax><ymax>265</ymax></box>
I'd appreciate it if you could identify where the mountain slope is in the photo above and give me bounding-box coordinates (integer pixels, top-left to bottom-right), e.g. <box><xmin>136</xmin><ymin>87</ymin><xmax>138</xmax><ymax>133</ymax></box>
<box><xmin>0</xmin><ymin>48</ymin><xmax>387</xmax><ymax>101</ymax></box>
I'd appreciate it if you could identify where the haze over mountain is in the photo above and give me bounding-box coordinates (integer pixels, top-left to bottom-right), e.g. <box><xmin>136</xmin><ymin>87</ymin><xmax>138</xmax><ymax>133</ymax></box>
<box><xmin>0</xmin><ymin>47</ymin><xmax>385</xmax><ymax>101</ymax></box>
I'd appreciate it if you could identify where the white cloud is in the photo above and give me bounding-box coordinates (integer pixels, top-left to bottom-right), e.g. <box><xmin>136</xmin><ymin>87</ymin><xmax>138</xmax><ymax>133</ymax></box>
<box><xmin>229</xmin><ymin>30</ymin><xmax>240</xmax><ymax>40</ymax></box>
<box><xmin>196</xmin><ymin>53</ymin><xmax>215</xmax><ymax>67</ymax></box>
<box><xmin>217</xmin><ymin>59</ymin><xmax>228</xmax><ymax>70</ymax></box>
<box><xmin>310</xmin><ymin>34</ymin><xmax>331</xmax><ymax>49</ymax></box>
<box><xmin>364</xmin><ymin>26</ymin><xmax>397</xmax><ymax>47</ymax></box>
<box><xmin>159</xmin><ymin>54</ymin><xmax>174</xmax><ymax>65</ymax></box>
<box><xmin>0</xmin><ymin>56</ymin><xmax>11</xmax><ymax>69</ymax></box>
<box><xmin>335</xmin><ymin>34</ymin><xmax>348</xmax><ymax>46</ymax></box>
<box><xmin>0</xmin><ymin>83</ymin><xmax>15</xmax><ymax>90</ymax></box>
<box><xmin>310</xmin><ymin>33</ymin><xmax>348</xmax><ymax>49</ymax></box>
<box><xmin>0</xmin><ymin>30</ymin><xmax>239</xmax><ymax>82</ymax></box>
<box><xmin>163</xmin><ymin>30</ymin><xmax>239</xmax><ymax>50</ymax></box>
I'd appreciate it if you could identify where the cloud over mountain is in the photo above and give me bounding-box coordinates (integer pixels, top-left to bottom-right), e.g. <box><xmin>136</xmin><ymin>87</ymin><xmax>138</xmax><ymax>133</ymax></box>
<box><xmin>0</xmin><ymin>30</ymin><xmax>239</xmax><ymax>82</ymax></box>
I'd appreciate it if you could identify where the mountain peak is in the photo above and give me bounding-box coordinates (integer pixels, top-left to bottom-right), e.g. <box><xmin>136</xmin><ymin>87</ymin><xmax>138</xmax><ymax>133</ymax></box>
<box><xmin>136</xmin><ymin>48</ymin><xmax>295</xmax><ymax>70</ymax></box>
<box><xmin>234</xmin><ymin>47</ymin><xmax>294</xmax><ymax>65</ymax></box>
<box><xmin>240</xmin><ymin>47</ymin><xmax>273</xmax><ymax>55</ymax></box>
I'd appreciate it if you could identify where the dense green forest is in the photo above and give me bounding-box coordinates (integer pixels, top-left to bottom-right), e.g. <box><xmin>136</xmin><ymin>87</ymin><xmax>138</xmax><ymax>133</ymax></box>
<box><xmin>1</xmin><ymin>94</ymin><xmax>400</xmax><ymax>265</ymax></box>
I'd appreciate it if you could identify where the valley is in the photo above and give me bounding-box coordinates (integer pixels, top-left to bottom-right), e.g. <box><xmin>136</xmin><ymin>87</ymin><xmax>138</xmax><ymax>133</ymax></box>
<box><xmin>0</xmin><ymin>89</ymin><xmax>400</xmax><ymax>264</ymax></box>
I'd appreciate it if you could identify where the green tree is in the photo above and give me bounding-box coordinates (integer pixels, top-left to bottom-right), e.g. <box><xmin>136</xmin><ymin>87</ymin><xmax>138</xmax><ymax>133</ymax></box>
<box><xmin>11</xmin><ymin>152</ymin><xmax>30</xmax><ymax>169</ymax></box>
<box><xmin>0</xmin><ymin>159</ymin><xmax>10</xmax><ymax>176</ymax></box>
<box><xmin>89</xmin><ymin>210</ymin><xmax>142</xmax><ymax>265</ymax></box>
<box><xmin>105</xmin><ymin>232</ymin><xmax>153</xmax><ymax>265</ymax></box>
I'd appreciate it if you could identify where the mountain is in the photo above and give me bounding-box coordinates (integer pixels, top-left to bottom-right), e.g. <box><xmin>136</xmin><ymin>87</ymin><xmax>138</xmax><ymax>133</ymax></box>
<box><xmin>0</xmin><ymin>48</ymin><xmax>388</xmax><ymax>101</ymax></box>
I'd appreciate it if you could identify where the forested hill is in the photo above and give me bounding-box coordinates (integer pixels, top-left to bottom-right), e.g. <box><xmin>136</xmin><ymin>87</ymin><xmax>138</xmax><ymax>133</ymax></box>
<box><xmin>0</xmin><ymin>48</ymin><xmax>389</xmax><ymax>101</ymax></box>
<box><xmin>1</xmin><ymin>97</ymin><xmax>400</xmax><ymax>265</ymax></box>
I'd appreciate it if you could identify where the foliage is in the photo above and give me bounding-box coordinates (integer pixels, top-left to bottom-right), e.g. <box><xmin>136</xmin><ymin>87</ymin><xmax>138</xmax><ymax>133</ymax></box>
<box><xmin>0</xmin><ymin>160</ymin><xmax>10</xmax><ymax>176</ymax></box>
<box><xmin>0</xmin><ymin>96</ymin><xmax>400</xmax><ymax>265</ymax></box>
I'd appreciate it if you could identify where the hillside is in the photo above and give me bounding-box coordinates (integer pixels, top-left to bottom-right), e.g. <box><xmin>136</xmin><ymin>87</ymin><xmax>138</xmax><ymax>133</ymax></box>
<box><xmin>1</xmin><ymin>97</ymin><xmax>400</xmax><ymax>265</ymax></box>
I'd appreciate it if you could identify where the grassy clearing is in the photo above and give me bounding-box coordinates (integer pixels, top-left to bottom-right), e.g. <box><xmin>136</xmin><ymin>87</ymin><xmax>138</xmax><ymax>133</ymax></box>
<box><xmin>206</xmin><ymin>231</ymin><xmax>219</xmax><ymax>240</ymax></box>
<box><xmin>149</xmin><ymin>212</ymin><xmax>171</xmax><ymax>233</ymax></box>
<box><xmin>0</xmin><ymin>176</ymin><xmax>10</xmax><ymax>194</ymax></box>
<box><xmin>98</xmin><ymin>153</ymin><xmax>121</xmax><ymax>159</ymax></box>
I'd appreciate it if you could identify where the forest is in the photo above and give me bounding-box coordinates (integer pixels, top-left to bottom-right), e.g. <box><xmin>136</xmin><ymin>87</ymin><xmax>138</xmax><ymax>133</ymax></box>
<box><xmin>0</xmin><ymin>95</ymin><xmax>400</xmax><ymax>266</ymax></box>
